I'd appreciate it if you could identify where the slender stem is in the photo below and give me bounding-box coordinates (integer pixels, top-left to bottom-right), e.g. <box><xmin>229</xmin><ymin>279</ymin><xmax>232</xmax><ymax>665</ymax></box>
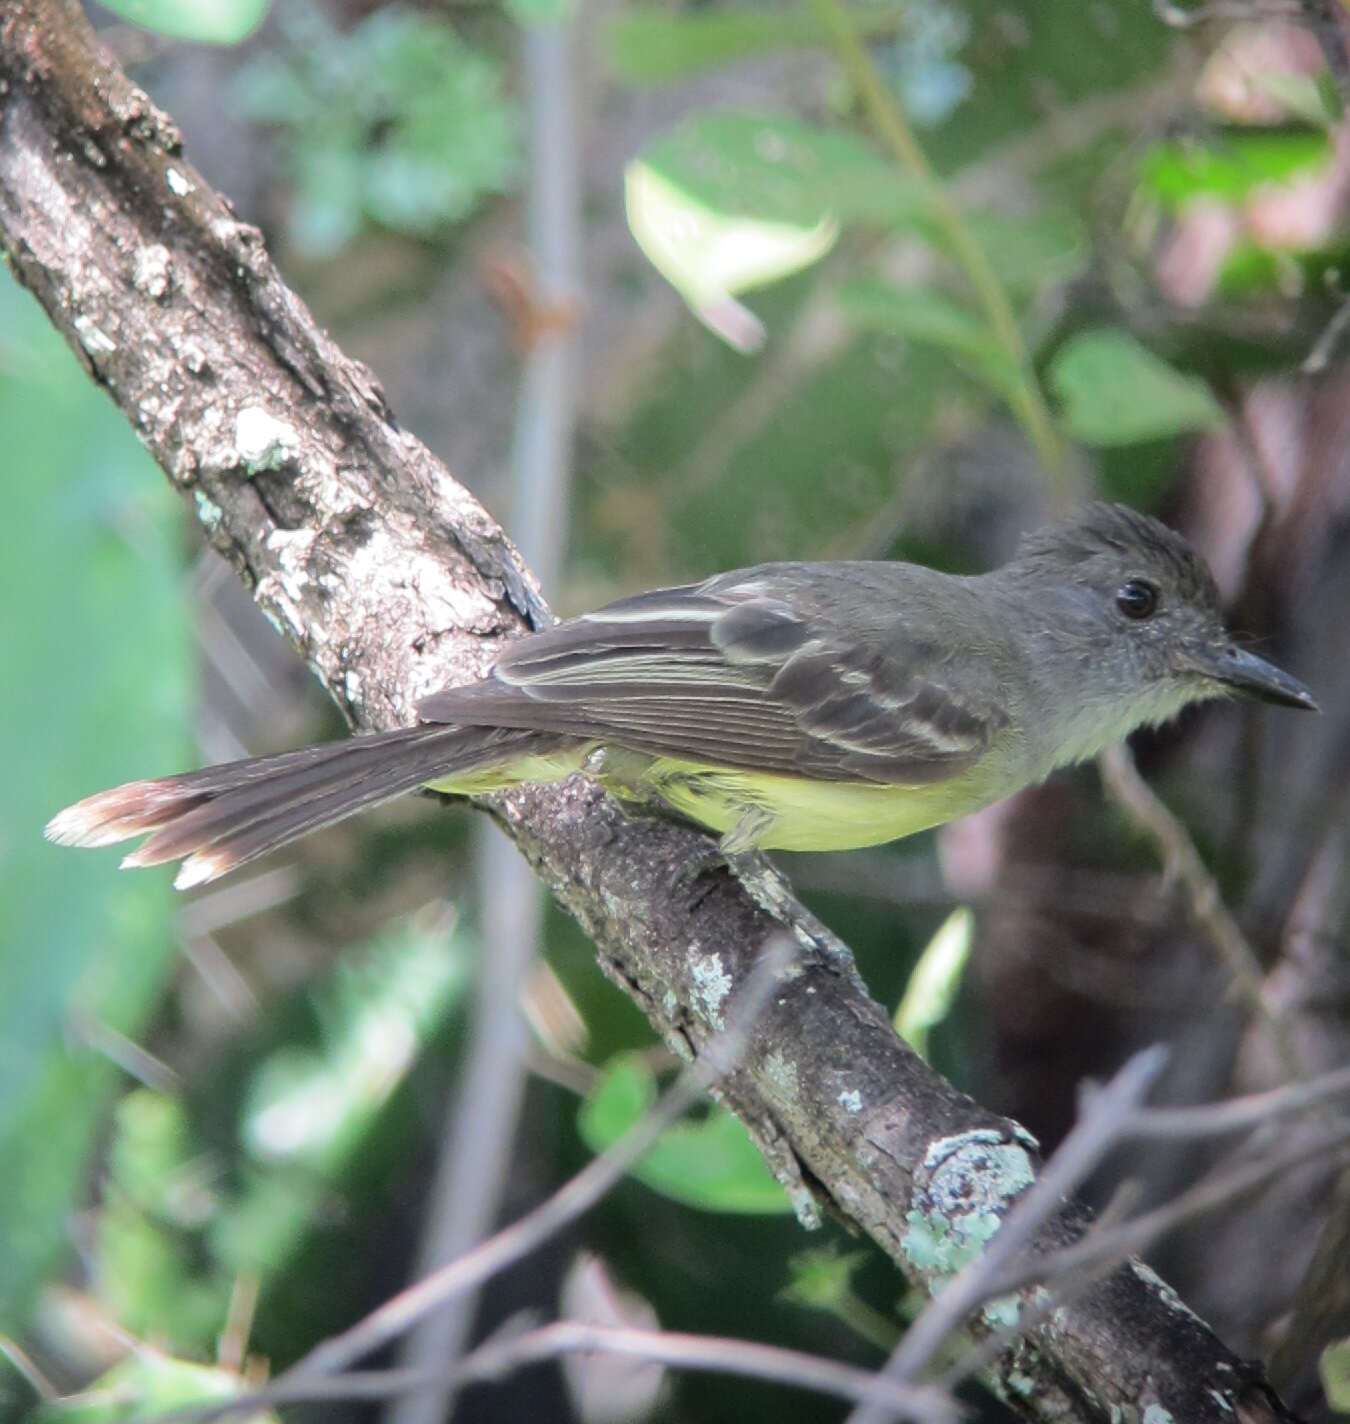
<box><xmin>808</xmin><ymin>0</ymin><xmax>1071</xmax><ymax>507</ymax></box>
<box><xmin>387</xmin><ymin>21</ymin><xmax>583</xmax><ymax>1422</ymax></box>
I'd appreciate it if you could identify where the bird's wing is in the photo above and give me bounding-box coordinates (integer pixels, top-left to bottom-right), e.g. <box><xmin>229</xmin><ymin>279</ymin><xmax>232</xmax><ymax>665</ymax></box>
<box><xmin>417</xmin><ymin>569</ymin><xmax>1006</xmax><ymax>785</ymax></box>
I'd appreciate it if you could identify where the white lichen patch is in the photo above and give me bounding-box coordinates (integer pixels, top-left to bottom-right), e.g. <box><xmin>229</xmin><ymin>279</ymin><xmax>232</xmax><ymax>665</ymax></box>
<box><xmin>74</xmin><ymin>314</ymin><xmax>116</xmax><ymax>356</ymax></box>
<box><xmin>690</xmin><ymin>952</ymin><xmax>733</xmax><ymax>1028</ymax></box>
<box><xmin>903</xmin><ymin>1133</ymin><xmax>1035</xmax><ymax>1288</ymax></box>
<box><xmin>193</xmin><ymin>489</ymin><xmax>223</xmax><ymax>532</ymax></box>
<box><xmin>1143</xmin><ymin>1405</ymin><xmax>1175</xmax><ymax>1424</ymax></box>
<box><xmin>982</xmin><ymin>1293</ymin><xmax>1022</xmax><ymax>1330</ymax></box>
<box><xmin>132</xmin><ymin>243</ymin><xmax>172</xmax><ymax>299</ymax></box>
<box><xmin>922</xmin><ymin>1128</ymin><xmax>1004</xmax><ymax>1171</ymax></box>
<box><xmin>343</xmin><ymin>670</ymin><xmax>363</xmax><ymax>707</ymax></box>
<box><xmin>256</xmin><ymin>529</ymin><xmax>318</xmax><ymax>639</ymax></box>
<box><xmin>165</xmin><ymin>166</ymin><xmax>194</xmax><ymax>196</ymax></box>
<box><xmin>235</xmin><ymin>406</ymin><xmax>300</xmax><ymax>473</ymax></box>
<box><xmin>837</xmin><ymin>1088</ymin><xmax>863</xmax><ymax>1114</ymax></box>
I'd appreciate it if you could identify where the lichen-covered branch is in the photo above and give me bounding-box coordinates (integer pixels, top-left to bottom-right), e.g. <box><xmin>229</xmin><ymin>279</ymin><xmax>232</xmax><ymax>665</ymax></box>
<box><xmin>0</xmin><ymin>3</ymin><xmax>1296</xmax><ymax>1420</ymax></box>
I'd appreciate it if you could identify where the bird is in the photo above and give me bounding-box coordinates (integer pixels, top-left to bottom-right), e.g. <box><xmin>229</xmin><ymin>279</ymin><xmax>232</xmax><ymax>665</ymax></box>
<box><xmin>46</xmin><ymin>502</ymin><xmax>1316</xmax><ymax>891</ymax></box>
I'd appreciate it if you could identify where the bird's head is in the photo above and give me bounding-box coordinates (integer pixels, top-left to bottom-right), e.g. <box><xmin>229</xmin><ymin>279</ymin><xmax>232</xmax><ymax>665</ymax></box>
<box><xmin>1010</xmin><ymin>503</ymin><xmax>1316</xmax><ymax>721</ymax></box>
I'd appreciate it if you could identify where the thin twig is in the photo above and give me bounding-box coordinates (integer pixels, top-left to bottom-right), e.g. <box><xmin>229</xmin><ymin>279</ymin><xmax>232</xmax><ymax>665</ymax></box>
<box><xmin>280</xmin><ymin>938</ymin><xmax>796</xmax><ymax>1383</ymax></box>
<box><xmin>144</xmin><ymin>1320</ymin><xmax>957</xmax><ymax>1424</ymax></box>
<box><xmin>983</xmin><ymin>1119</ymin><xmax>1350</xmax><ymax>1304</ymax></box>
<box><xmin>1098</xmin><ymin>744</ymin><xmax>1307</xmax><ymax>1079</ymax></box>
<box><xmin>806</xmin><ymin>0</ymin><xmax>1070</xmax><ymax>505</ymax></box>
<box><xmin>0</xmin><ymin>1335</ymin><xmax>58</xmax><ymax>1404</ymax></box>
<box><xmin>1120</xmin><ymin>1062</ymin><xmax>1350</xmax><ymax>1138</ymax></box>
<box><xmin>387</xmin><ymin>22</ymin><xmax>584</xmax><ymax>1418</ymax></box>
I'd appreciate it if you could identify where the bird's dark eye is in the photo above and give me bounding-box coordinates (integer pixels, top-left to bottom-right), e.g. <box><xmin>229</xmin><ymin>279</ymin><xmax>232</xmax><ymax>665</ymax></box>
<box><xmin>1116</xmin><ymin>578</ymin><xmax>1160</xmax><ymax>620</ymax></box>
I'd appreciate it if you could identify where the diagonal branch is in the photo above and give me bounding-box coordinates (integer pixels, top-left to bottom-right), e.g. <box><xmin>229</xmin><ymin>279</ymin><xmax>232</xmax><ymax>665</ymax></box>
<box><xmin>0</xmin><ymin>3</ymin><xmax>1299</xmax><ymax>1420</ymax></box>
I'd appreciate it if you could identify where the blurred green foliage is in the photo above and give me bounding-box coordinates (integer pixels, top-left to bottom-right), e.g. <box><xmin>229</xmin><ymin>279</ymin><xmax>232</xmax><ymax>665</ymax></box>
<box><xmin>231</xmin><ymin>6</ymin><xmax>518</xmax><ymax>255</ymax></box>
<box><xmin>34</xmin><ymin>1352</ymin><xmax>279</xmax><ymax>1423</ymax></box>
<box><xmin>9</xmin><ymin>0</ymin><xmax>1350</xmax><ymax>1417</ymax></box>
<box><xmin>96</xmin><ymin>0</ymin><xmax>270</xmax><ymax>45</ymax></box>
<box><xmin>1048</xmin><ymin>329</ymin><xmax>1225</xmax><ymax>446</ymax></box>
<box><xmin>1139</xmin><ymin>128</ymin><xmax>1331</xmax><ymax>209</ymax></box>
<box><xmin>0</xmin><ymin>271</ymin><xmax>192</xmax><ymax>1335</ymax></box>
<box><xmin>578</xmin><ymin>1054</ymin><xmax>792</xmax><ymax>1215</ymax></box>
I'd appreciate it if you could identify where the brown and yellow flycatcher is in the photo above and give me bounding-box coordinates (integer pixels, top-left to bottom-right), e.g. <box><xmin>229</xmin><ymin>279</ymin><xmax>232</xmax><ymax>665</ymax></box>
<box><xmin>47</xmin><ymin>503</ymin><xmax>1315</xmax><ymax>890</ymax></box>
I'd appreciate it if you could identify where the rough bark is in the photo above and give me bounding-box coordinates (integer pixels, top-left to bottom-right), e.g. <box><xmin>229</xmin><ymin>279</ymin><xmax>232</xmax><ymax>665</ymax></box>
<box><xmin>0</xmin><ymin>3</ymin><xmax>1298</xmax><ymax>1420</ymax></box>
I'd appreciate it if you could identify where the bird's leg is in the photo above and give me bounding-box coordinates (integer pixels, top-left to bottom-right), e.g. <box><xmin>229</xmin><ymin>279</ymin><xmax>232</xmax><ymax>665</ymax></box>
<box><xmin>669</xmin><ymin>809</ymin><xmax>860</xmax><ymax>977</ymax></box>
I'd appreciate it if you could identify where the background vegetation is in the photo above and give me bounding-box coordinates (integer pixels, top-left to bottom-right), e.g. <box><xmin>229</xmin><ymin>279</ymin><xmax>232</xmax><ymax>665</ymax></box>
<box><xmin>3</xmin><ymin>0</ymin><xmax>1349</xmax><ymax>1419</ymax></box>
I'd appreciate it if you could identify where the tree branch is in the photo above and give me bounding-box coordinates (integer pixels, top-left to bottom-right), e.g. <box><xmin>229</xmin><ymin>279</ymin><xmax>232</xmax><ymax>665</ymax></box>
<box><xmin>0</xmin><ymin>3</ymin><xmax>1298</xmax><ymax>1419</ymax></box>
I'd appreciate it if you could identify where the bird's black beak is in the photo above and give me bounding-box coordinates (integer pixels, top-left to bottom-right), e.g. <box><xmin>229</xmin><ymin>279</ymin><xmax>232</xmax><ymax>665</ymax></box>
<box><xmin>1185</xmin><ymin>644</ymin><xmax>1319</xmax><ymax>711</ymax></box>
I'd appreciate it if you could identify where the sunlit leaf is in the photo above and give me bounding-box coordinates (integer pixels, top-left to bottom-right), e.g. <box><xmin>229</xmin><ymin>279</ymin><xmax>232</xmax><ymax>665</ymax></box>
<box><xmin>1321</xmin><ymin>1336</ymin><xmax>1350</xmax><ymax>1412</ymax></box>
<box><xmin>96</xmin><ymin>0</ymin><xmax>269</xmax><ymax>44</ymax></box>
<box><xmin>627</xmin><ymin>112</ymin><xmax>925</xmax><ymax>348</ymax></box>
<box><xmin>893</xmin><ymin>908</ymin><xmax>973</xmax><ymax>1060</ymax></box>
<box><xmin>1049</xmin><ymin>328</ymin><xmax>1224</xmax><ymax>446</ymax></box>
<box><xmin>626</xmin><ymin>161</ymin><xmax>836</xmax><ymax>351</ymax></box>
<box><xmin>34</xmin><ymin>1351</ymin><xmax>277</xmax><ymax>1423</ymax></box>
<box><xmin>578</xmin><ymin>1055</ymin><xmax>790</xmax><ymax>1214</ymax></box>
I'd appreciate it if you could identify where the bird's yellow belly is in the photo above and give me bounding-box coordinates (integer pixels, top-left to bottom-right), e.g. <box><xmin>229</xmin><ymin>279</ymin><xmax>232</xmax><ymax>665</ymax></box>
<box><xmin>429</xmin><ymin>746</ymin><xmax>1008</xmax><ymax>853</ymax></box>
<box><xmin>634</xmin><ymin>756</ymin><xmax>998</xmax><ymax>852</ymax></box>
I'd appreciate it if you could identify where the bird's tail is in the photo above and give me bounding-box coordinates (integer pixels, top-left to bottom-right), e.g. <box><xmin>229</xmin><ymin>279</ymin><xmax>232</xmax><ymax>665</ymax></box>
<box><xmin>45</xmin><ymin>724</ymin><xmax>555</xmax><ymax>890</ymax></box>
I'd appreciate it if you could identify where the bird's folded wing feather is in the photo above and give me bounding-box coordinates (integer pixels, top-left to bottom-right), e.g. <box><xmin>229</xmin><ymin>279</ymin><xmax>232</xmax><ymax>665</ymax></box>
<box><xmin>417</xmin><ymin>571</ymin><xmax>1006</xmax><ymax>785</ymax></box>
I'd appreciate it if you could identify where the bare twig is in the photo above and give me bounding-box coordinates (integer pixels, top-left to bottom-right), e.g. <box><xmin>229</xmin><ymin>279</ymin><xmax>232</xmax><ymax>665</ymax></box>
<box><xmin>1122</xmin><ymin>1062</ymin><xmax>1350</xmax><ymax>1138</ymax></box>
<box><xmin>146</xmin><ymin>1320</ymin><xmax>957</xmax><ymax>1424</ymax></box>
<box><xmin>1302</xmin><ymin>290</ymin><xmax>1350</xmax><ymax>374</ymax></box>
<box><xmin>984</xmin><ymin>1116</ymin><xmax>1350</xmax><ymax>1303</ymax></box>
<box><xmin>1098</xmin><ymin>744</ymin><xmax>1305</xmax><ymax>1077</ymax></box>
<box><xmin>282</xmin><ymin>938</ymin><xmax>795</xmax><ymax>1384</ymax></box>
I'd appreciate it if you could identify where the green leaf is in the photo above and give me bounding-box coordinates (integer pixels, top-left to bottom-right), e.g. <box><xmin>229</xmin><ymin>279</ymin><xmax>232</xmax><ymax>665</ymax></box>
<box><xmin>34</xmin><ymin>1351</ymin><xmax>278</xmax><ymax>1422</ymax></box>
<box><xmin>1321</xmin><ymin>1336</ymin><xmax>1350</xmax><ymax>1412</ymax></box>
<box><xmin>96</xmin><ymin>0</ymin><xmax>269</xmax><ymax>44</ymax></box>
<box><xmin>626</xmin><ymin>160</ymin><xmax>836</xmax><ymax>350</ymax></box>
<box><xmin>836</xmin><ymin>280</ymin><xmax>1020</xmax><ymax>397</ymax></box>
<box><xmin>894</xmin><ymin>908</ymin><xmax>974</xmax><ymax>1058</ymax></box>
<box><xmin>627</xmin><ymin>112</ymin><xmax>925</xmax><ymax>347</ymax></box>
<box><xmin>0</xmin><ymin>271</ymin><xmax>193</xmax><ymax>1330</ymax></box>
<box><xmin>635</xmin><ymin>111</ymin><xmax>925</xmax><ymax>231</ymax></box>
<box><xmin>578</xmin><ymin>1055</ymin><xmax>791</xmax><ymax>1214</ymax></box>
<box><xmin>1049</xmin><ymin>328</ymin><xmax>1225</xmax><ymax>446</ymax></box>
<box><xmin>964</xmin><ymin>209</ymin><xmax>1087</xmax><ymax>291</ymax></box>
<box><xmin>1139</xmin><ymin>129</ymin><xmax>1331</xmax><ymax>211</ymax></box>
